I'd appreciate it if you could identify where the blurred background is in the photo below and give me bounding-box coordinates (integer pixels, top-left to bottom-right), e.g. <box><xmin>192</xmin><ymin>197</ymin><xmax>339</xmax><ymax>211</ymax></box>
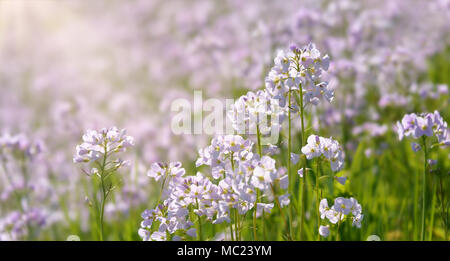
<box><xmin>0</xmin><ymin>0</ymin><xmax>449</xmax><ymax>240</ymax></box>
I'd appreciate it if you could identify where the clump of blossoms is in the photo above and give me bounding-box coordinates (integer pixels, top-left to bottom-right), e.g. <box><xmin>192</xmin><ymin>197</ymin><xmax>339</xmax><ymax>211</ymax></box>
<box><xmin>265</xmin><ymin>43</ymin><xmax>332</xmax><ymax>107</ymax></box>
<box><xmin>395</xmin><ymin>111</ymin><xmax>449</xmax><ymax>240</ymax></box>
<box><xmin>196</xmin><ymin>135</ymin><xmax>286</xmax><ymax>240</ymax></box>
<box><xmin>139</xmin><ymin>162</ymin><xmax>196</xmax><ymax>241</ymax></box>
<box><xmin>301</xmin><ymin>135</ymin><xmax>345</xmax><ymax>172</ymax></box>
<box><xmin>318</xmin><ymin>197</ymin><xmax>364</xmax><ymax>238</ymax></box>
<box><xmin>228</xmin><ymin>89</ymin><xmax>287</xmax><ymax>136</ymax></box>
<box><xmin>0</xmin><ymin>133</ymin><xmax>43</xmax><ymax>160</ymax></box>
<box><xmin>74</xmin><ymin>127</ymin><xmax>135</xmax><ymax>241</ymax></box>
<box><xmin>140</xmin><ymin>163</ymin><xmax>209</xmax><ymax>241</ymax></box>
<box><xmin>395</xmin><ymin>111</ymin><xmax>449</xmax><ymax>148</ymax></box>
<box><xmin>140</xmin><ymin>135</ymin><xmax>287</xmax><ymax>241</ymax></box>
<box><xmin>0</xmin><ymin>132</ymin><xmax>44</xmax><ymax>193</ymax></box>
<box><xmin>0</xmin><ymin>133</ymin><xmax>46</xmax><ymax>241</ymax></box>
<box><xmin>298</xmin><ymin>134</ymin><xmax>350</xmax><ymax>240</ymax></box>
<box><xmin>73</xmin><ymin>127</ymin><xmax>135</xmax><ymax>168</ymax></box>
<box><xmin>139</xmin><ymin>43</ymin><xmax>361</xmax><ymax>241</ymax></box>
<box><xmin>262</xmin><ymin>43</ymin><xmax>342</xmax><ymax>240</ymax></box>
<box><xmin>0</xmin><ymin>209</ymin><xmax>46</xmax><ymax>241</ymax></box>
<box><xmin>0</xmin><ymin>133</ymin><xmax>44</xmax><ymax>195</ymax></box>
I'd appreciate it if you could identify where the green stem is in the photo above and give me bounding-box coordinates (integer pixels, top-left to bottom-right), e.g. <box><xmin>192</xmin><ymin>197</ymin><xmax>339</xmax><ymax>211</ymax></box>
<box><xmin>230</xmin><ymin>152</ymin><xmax>235</xmax><ymax>171</ymax></box>
<box><xmin>421</xmin><ymin>136</ymin><xmax>428</xmax><ymax>241</ymax></box>
<box><xmin>253</xmin><ymin>190</ymin><xmax>259</xmax><ymax>241</ymax></box>
<box><xmin>336</xmin><ymin>218</ymin><xmax>342</xmax><ymax>241</ymax></box>
<box><xmin>299</xmin><ymin>85</ymin><xmax>306</xmax><ymax>240</ymax></box>
<box><xmin>414</xmin><ymin>166</ymin><xmax>420</xmax><ymax>240</ymax></box>
<box><xmin>316</xmin><ymin>159</ymin><xmax>321</xmax><ymax>241</ymax></box>
<box><xmin>287</xmin><ymin>87</ymin><xmax>293</xmax><ymax>240</ymax></box>
<box><xmin>271</xmin><ymin>184</ymin><xmax>288</xmax><ymax>233</ymax></box>
<box><xmin>234</xmin><ymin>209</ymin><xmax>239</xmax><ymax>241</ymax></box>
<box><xmin>236</xmin><ymin>210</ymin><xmax>241</xmax><ymax>240</ymax></box>
<box><xmin>256</xmin><ymin>124</ymin><xmax>262</xmax><ymax>156</ymax></box>
<box><xmin>438</xmin><ymin>178</ymin><xmax>448</xmax><ymax>241</ymax></box>
<box><xmin>156</xmin><ymin>174</ymin><xmax>168</xmax><ymax>206</ymax></box>
<box><xmin>99</xmin><ymin>181</ymin><xmax>106</xmax><ymax>241</ymax></box>
<box><xmin>254</xmin><ymin>126</ymin><xmax>262</xmax><ymax>240</ymax></box>
<box><xmin>196</xmin><ymin>199</ymin><xmax>203</xmax><ymax>241</ymax></box>
<box><xmin>98</xmin><ymin>143</ymin><xmax>108</xmax><ymax>241</ymax></box>
<box><xmin>428</xmin><ymin>175</ymin><xmax>437</xmax><ymax>241</ymax></box>
<box><xmin>230</xmin><ymin>218</ymin><xmax>234</xmax><ymax>241</ymax></box>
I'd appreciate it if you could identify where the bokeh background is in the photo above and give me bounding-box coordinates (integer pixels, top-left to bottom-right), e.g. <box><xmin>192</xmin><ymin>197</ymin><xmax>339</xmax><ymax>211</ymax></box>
<box><xmin>0</xmin><ymin>0</ymin><xmax>449</xmax><ymax>240</ymax></box>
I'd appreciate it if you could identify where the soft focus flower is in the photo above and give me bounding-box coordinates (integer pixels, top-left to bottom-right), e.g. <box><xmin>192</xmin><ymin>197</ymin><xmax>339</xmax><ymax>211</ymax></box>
<box><xmin>396</xmin><ymin>111</ymin><xmax>449</xmax><ymax>146</ymax></box>
<box><xmin>73</xmin><ymin>127</ymin><xmax>135</xmax><ymax>173</ymax></box>
<box><xmin>147</xmin><ymin>162</ymin><xmax>185</xmax><ymax>181</ymax></box>
<box><xmin>265</xmin><ymin>43</ymin><xmax>333</xmax><ymax>107</ymax></box>
<box><xmin>319</xmin><ymin>225</ymin><xmax>330</xmax><ymax>238</ymax></box>
<box><xmin>335</xmin><ymin>176</ymin><xmax>347</xmax><ymax>185</ymax></box>
<box><xmin>411</xmin><ymin>142</ymin><xmax>421</xmax><ymax>152</ymax></box>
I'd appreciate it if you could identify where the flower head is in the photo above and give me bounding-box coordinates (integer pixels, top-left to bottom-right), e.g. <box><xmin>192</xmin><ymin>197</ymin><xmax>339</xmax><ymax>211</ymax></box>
<box><xmin>301</xmin><ymin>135</ymin><xmax>345</xmax><ymax>172</ymax></box>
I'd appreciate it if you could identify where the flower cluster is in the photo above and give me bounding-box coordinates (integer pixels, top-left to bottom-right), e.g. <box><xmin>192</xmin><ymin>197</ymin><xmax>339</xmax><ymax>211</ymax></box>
<box><xmin>73</xmin><ymin>127</ymin><xmax>135</xmax><ymax>173</ymax></box>
<box><xmin>319</xmin><ymin>197</ymin><xmax>364</xmax><ymax>237</ymax></box>
<box><xmin>147</xmin><ymin>162</ymin><xmax>186</xmax><ymax>182</ymax></box>
<box><xmin>265</xmin><ymin>43</ymin><xmax>332</xmax><ymax>106</ymax></box>
<box><xmin>0</xmin><ymin>209</ymin><xmax>46</xmax><ymax>241</ymax></box>
<box><xmin>228</xmin><ymin>90</ymin><xmax>287</xmax><ymax>135</ymax></box>
<box><xmin>139</xmin><ymin>135</ymin><xmax>287</xmax><ymax>240</ymax></box>
<box><xmin>301</xmin><ymin>135</ymin><xmax>345</xmax><ymax>172</ymax></box>
<box><xmin>196</xmin><ymin>135</ymin><xmax>253</xmax><ymax>179</ymax></box>
<box><xmin>395</xmin><ymin>111</ymin><xmax>449</xmax><ymax>146</ymax></box>
<box><xmin>0</xmin><ymin>133</ymin><xmax>43</xmax><ymax>160</ymax></box>
<box><xmin>196</xmin><ymin>135</ymin><xmax>285</xmax><ymax>218</ymax></box>
<box><xmin>139</xmin><ymin>162</ymin><xmax>197</xmax><ymax>241</ymax></box>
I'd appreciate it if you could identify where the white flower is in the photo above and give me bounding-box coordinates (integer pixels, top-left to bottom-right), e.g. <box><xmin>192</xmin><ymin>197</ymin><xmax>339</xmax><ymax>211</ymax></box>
<box><xmin>301</xmin><ymin>135</ymin><xmax>345</xmax><ymax>172</ymax></box>
<box><xmin>334</xmin><ymin>197</ymin><xmax>353</xmax><ymax>215</ymax></box>
<box><xmin>290</xmin><ymin>153</ymin><xmax>300</xmax><ymax>164</ymax></box>
<box><xmin>256</xmin><ymin>203</ymin><xmax>274</xmax><ymax>218</ymax></box>
<box><xmin>319</xmin><ymin>199</ymin><xmax>329</xmax><ymax>219</ymax></box>
<box><xmin>150</xmin><ymin>231</ymin><xmax>167</xmax><ymax>241</ymax></box>
<box><xmin>279</xmin><ymin>194</ymin><xmax>290</xmax><ymax>208</ymax></box>
<box><xmin>73</xmin><ymin>127</ymin><xmax>134</xmax><ymax>167</ymax></box>
<box><xmin>301</xmin><ymin>143</ymin><xmax>321</xmax><ymax>160</ymax></box>
<box><xmin>265</xmin><ymin>43</ymin><xmax>332</xmax><ymax>107</ymax></box>
<box><xmin>138</xmin><ymin>228</ymin><xmax>150</xmax><ymax>241</ymax></box>
<box><xmin>274</xmin><ymin>49</ymin><xmax>292</xmax><ymax>73</ymax></box>
<box><xmin>319</xmin><ymin>225</ymin><xmax>330</xmax><ymax>238</ymax></box>
<box><xmin>320</xmin><ymin>197</ymin><xmax>363</xmax><ymax>228</ymax></box>
<box><xmin>352</xmin><ymin>214</ymin><xmax>364</xmax><ymax>228</ymax></box>
<box><xmin>325</xmin><ymin>208</ymin><xmax>343</xmax><ymax>224</ymax></box>
<box><xmin>228</xmin><ymin>90</ymin><xmax>287</xmax><ymax>135</ymax></box>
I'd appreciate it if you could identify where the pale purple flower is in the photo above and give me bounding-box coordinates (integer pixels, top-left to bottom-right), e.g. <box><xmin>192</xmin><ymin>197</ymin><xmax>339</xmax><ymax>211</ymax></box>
<box><xmin>414</xmin><ymin>115</ymin><xmax>434</xmax><ymax>138</ymax></box>
<box><xmin>319</xmin><ymin>225</ymin><xmax>330</xmax><ymax>238</ymax></box>
<box><xmin>279</xmin><ymin>194</ymin><xmax>290</xmax><ymax>208</ymax></box>
<box><xmin>427</xmin><ymin>159</ymin><xmax>437</xmax><ymax>166</ymax></box>
<box><xmin>290</xmin><ymin>153</ymin><xmax>300</xmax><ymax>164</ymax></box>
<box><xmin>301</xmin><ymin>135</ymin><xmax>345</xmax><ymax>172</ymax></box>
<box><xmin>411</xmin><ymin>142</ymin><xmax>421</xmax><ymax>152</ymax></box>
<box><xmin>396</xmin><ymin>111</ymin><xmax>449</xmax><ymax>145</ymax></box>
<box><xmin>150</xmin><ymin>231</ymin><xmax>166</xmax><ymax>241</ymax></box>
<box><xmin>73</xmin><ymin>127</ymin><xmax>134</xmax><ymax>174</ymax></box>
<box><xmin>256</xmin><ymin>203</ymin><xmax>274</xmax><ymax>218</ymax></box>
<box><xmin>335</xmin><ymin>176</ymin><xmax>347</xmax><ymax>185</ymax></box>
